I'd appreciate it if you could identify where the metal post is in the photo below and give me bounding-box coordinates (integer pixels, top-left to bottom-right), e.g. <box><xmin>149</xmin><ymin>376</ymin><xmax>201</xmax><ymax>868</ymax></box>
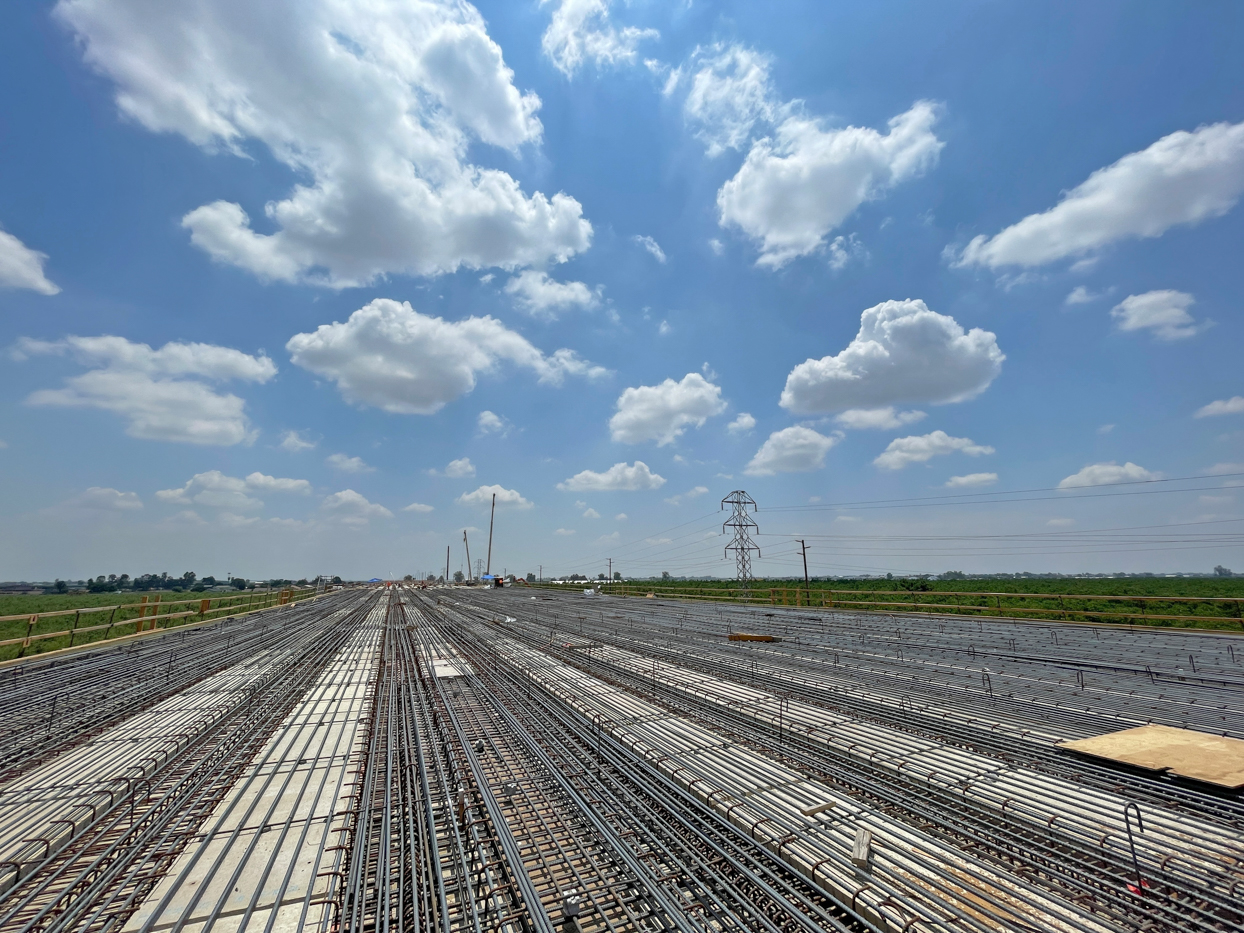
<box><xmin>464</xmin><ymin>530</ymin><xmax>473</xmax><ymax>582</ymax></box>
<box><xmin>485</xmin><ymin>493</ymin><xmax>496</xmax><ymax>577</ymax></box>
<box><xmin>1123</xmin><ymin>803</ymin><xmax>1147</xmax><ymax>895</ymax></box>
<box><xmin>800</xmin><ymin>539</ymin><xmax>810</xmax><ymax>605</ymax></box>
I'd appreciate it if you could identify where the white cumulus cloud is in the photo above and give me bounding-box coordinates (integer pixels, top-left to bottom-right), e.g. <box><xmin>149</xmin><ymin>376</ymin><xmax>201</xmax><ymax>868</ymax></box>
<box><xmin>286</xmin><ymin>299</ymin><xmax>605</xmax><ymax>415</ymax></box>
<box><xmin>726</xmin><ymin>412</ymin><xmax>756</xmax><ymax>435</ymax></box>
<box><xmin>435</xmin><ymin>457</ymin><xmax>476</xmax><ymax>478</ymax></box>
<box><xmin>20</xmin><ymin>335</ymin><xmax>274</xmax><ymax>446</ymax></box>
<box><xmin>244</xmin><ymin>472</ymin><xmax>313</xmax><ymax>494</ymax></box>
<box><xmin>477</xmin><ymin>410</ymin><xmax>506</xmax><ymax>434</ymax></box>
<box><xmin>827</xmin><ymin>233</ymin><xmax>868</xmax><ymax>271</ymax></box>
<box><xmin>322</xmin><ymin>489</ymin><xmax>393</xmax><ymax>524</ymax></box>
<box><xmin>1057</xmin><ymin>461</ymin><xmax>1162</xmax><ymax>488</ymax></box>
<box><xmin>279</xmin><ymin>430</ymin><xmax>316</xmax><ymax>452</ymax></box>
<box><xmin>954</xmin><ymin>121</ymin><xmax>1244</xmax><ymax>269</ymax></box>
<box><xmin>327</xmin><ymin>453</ymin><xmax>374</xmax><ymax>474</ymax></box>
<box><xmin>504</xmin><ymin>270</ymin><xmax>597</xmax><ymax>319</ymax></box>
<box><xmin>457</xmin><ymin>484</ymin><xmax>532</xmax><ymax>509</ymax></box>
<box><xmin>668</xmin><ymin>47</ymin><xmax>941</xmax><ymax>267</ymax></box>
<box><xmin>834</xmin><ymin>407</ymin><xmax>927</xmax><ymax>430</ymax></box>
<box><xmin>558</xmin><ymin>461</ymin><xmax>666</xmax><ymax>492</ymax></box>
<box><xmin>745</xmin><ymin>426</ymin><xmax>840</xmax><ymax>475</ymax></box>
<box><xmin>718</xmin><ymin>101</ymin><xmax>943</xmax><ymax>268</ymax></box>
<box><xmin>664</xmin><ymin>485</ymin><xmax>709</xmax><ymax>505</ymax></box>
<box><xmin>874</xmin><ymin>431</ymin><xmax>994</xmax><ymax>471</ymax></box>
<box><xmin>610</xmin><ymin>373</ymin><xmax>726</xmax><ymax>445</ymax></box>
<box><xmin>670</xmin><ymin>44</ymin><xmax>779</xmax><ymax>157</ymax></box>
<box><xmin>0</xmin><ymin>225</ymin><xmax>59</xmax><ymax>294</ymax></box>
<box><xmin>1196</xmin><ymin>396</ymin><xmax>1244</xmax><ymax>418</ymax></box>
<box><xmin>1110</xmin><ymin>290</ymin><xmax>1206</xmax><ymax>341</ymax></box>
<box><xmin>157</xmin><ymin>470</ymin><xmax>310</xmax><ymax>511</ymax></box>
<box><xmin>632</xmin><ymin>235</ymin><xmax>666</xmax><ymax>263</ymax></box>
<box><xmin>945</xmin><ymin>472</ymin><xmax>997</xmax><ymax>488</ymax></box>
<box><xmin>1065</xmin><ymin>286</ymin><xmax>1105</xmax><ymax>305</ymax></box>
<box><xmin>403</xmin><ymin>502</ymin><xmax>435</xmax><ymax>513</ymax></box>
<box><xmin>66</xmin><ymin>486</ymin><xmax>143</xmax><ymax>510</ymax></box>
<box><xmin>582</xmin><ymin>507</ymin><xmax>600</xmax><ymax>518</ymax></box>
<box><xmin>781</xmin><ymin>300</ymin><xmax>1003</xmax><ymax>414</ymax></box>
<box><xmin>57</xmin><ymin>0</ymin><xmax>590</xmax><ymax>286</ymax></box>
<box><xmin>541</xmin><ymin>0</ymin><xmax>657</xmax><ymax>76</ymax></box>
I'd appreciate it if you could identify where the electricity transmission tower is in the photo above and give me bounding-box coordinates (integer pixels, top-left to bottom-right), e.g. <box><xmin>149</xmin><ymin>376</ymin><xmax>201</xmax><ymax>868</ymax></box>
<box><xmin>721</xmin><ymin>490</ymin><xmax>760</xmax><ymax>589</ymax></box>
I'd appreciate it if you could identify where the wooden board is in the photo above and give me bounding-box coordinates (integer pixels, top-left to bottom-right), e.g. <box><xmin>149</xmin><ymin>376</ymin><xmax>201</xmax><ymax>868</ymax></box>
<box><xmin>1059</xmin><ymin>724</ymin><xmax>1244</xmax><ymax>789</ymax></box>
<box><xmin>431</xmin><ymin>658</ymin><xmax>470</xmax><ymax>678</ymax></box>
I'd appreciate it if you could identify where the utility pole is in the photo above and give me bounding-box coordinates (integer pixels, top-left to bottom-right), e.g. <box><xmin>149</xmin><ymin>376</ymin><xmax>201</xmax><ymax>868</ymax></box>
<box><xmin>722</xmin><ymin>490</ymin><xmax>760</xmax><ymax>594</ymax></box>
<box><xmin>485</xmin><ymin>493</ymin><xmax>496</xmax><ymax>576</ymax></box>
<box><xmin>463</xmin><ymin>530</ymin><xmax>472</xmax><ymax>582</ymax></box>
<box><xmin>539</xmin><ymin>564</ymin><xmax>542</xmax><ymax>583</ymax></box>
<box><xmin>800</xmin><ymin>539</ymin><xmax>810</xmax><ymax>606</ymax></box>
<box><xmin>445</xmin><ymin>546</ymin><xmax>450</xmax><ymax>583</ymax></box>
<box><xmin>608</xmin><ymin>558</ymin><xmax>612</xmax><ymax>593</ymax></box>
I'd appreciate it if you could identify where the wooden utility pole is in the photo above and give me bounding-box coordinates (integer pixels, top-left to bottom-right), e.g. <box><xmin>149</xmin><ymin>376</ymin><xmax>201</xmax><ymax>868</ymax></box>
<box><xmin>485</xmin><ymin>493</ymin><xmax>496</xmax><ymax>577</ymax></box>
<box><xmin>463</xmin><ymin>530</ymin><xmax>472</xmax><ymax>582</ymax></box>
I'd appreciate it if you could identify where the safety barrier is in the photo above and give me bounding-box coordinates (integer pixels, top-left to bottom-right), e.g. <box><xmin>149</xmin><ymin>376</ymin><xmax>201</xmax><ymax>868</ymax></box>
<box><xmin>0</xmin><ymin>587</ymin><xmax>318</xmax><ymax>660</ymax></box>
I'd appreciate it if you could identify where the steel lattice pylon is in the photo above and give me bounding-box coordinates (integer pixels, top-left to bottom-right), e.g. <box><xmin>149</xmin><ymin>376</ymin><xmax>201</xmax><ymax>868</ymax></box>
<box><xmin>721</xmin><ymin>490</ymin><xmax>760</xmax><ymax>588</ymax></box>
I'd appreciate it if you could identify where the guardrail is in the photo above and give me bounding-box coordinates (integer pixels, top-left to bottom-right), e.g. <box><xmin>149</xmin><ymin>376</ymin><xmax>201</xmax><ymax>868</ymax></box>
<box><xmin>0</xmin><ymin>587</ymin><xmax>319</xmax><ymax>661</ymax></box>
<box><xmin>533</xmin><ymin>583</ymin><xmax>1244</xmax><ymax>632</ymax></box>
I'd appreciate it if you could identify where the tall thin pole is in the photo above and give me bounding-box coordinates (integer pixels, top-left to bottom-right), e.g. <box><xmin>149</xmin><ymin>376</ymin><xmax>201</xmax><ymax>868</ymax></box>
<box><xmin>608</xmin><ymin>558</ymin><xmax>612</xmax><ymax>593</ymax></box>
<box><xmin>463</xmin><ymin>530</ymin><xmax>472</xmax><ymax>582</ymax></box>
<box><xmin>445</xmin><ymin>546</ymin><xmax>450</xmax><ymax>583</ymax></box>
<box><xmin>485</xmin><ymin>493</ymin><xmax>496</xmax><ymax>576</ymax></box>
<box><xmin>800</xmin><ymin>539</ymin><xmax>810</xmax><ymax>606</ymax></box>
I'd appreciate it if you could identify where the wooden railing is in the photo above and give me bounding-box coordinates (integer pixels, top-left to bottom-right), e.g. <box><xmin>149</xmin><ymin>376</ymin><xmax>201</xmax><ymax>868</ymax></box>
<box><xmin>534</xmin><ymin>583</ymin><xmax>1244</xmax><ymax>632</ymax></box>
<box><xmin>0</xmin><ymin>587</ymin><xmax>319</xmax><ymax>661</ymax></box>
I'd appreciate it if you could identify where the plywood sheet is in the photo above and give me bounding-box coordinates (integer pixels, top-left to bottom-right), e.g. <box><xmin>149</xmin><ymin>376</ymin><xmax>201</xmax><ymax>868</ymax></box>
<box><xmin>1059</xmin><ymin>724</ymin><xmax>1244</xmax><ymax>789</ymax></box>
<box><xmin>432</xmin><ymin>658</ymin><xmax>471</xmax><ymax>678</ymax></box>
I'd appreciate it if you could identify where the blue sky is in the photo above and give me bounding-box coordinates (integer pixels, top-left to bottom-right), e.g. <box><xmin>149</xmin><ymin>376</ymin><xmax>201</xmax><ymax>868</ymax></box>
<box><xmin>2</xmin><ymin>0</ymin><xmax>1243</xmax><ymax>581</ymax></box>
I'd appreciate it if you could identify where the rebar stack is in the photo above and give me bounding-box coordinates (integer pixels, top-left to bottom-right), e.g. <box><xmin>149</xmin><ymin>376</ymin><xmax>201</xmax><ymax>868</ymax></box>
<box><xmin>1</xmin><ymin>585</ymin><xmax>1239</xmax><ymax>933</ymax></box>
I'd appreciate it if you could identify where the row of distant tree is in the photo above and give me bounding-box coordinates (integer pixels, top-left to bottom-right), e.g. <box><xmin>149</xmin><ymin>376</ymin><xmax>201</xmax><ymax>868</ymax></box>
<box><xmin>50</xmin><ymin>572</ymin><xmax>322</xmax><ymax>594</ymax></box>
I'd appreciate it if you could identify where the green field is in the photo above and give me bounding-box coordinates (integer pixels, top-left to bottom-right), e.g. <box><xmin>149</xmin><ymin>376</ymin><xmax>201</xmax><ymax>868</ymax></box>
<box><xmin>0</xmin><ymin>588</ymin><xmax>313</xmax><ymax>661</ymax></box>
<box><xmin>0</xmin><ymin>590</ymin><xmax>183</xmax><ymax>618</ymax></box>
<box><xmin>587</xmin><ymin>577</ymin><xmax>1244</xmax><ymax>631</ymax></box>
<box><xmin>802</xmin><ymin>577</ymin><xmax>1244</xmax><ymax>598</ymax></box>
